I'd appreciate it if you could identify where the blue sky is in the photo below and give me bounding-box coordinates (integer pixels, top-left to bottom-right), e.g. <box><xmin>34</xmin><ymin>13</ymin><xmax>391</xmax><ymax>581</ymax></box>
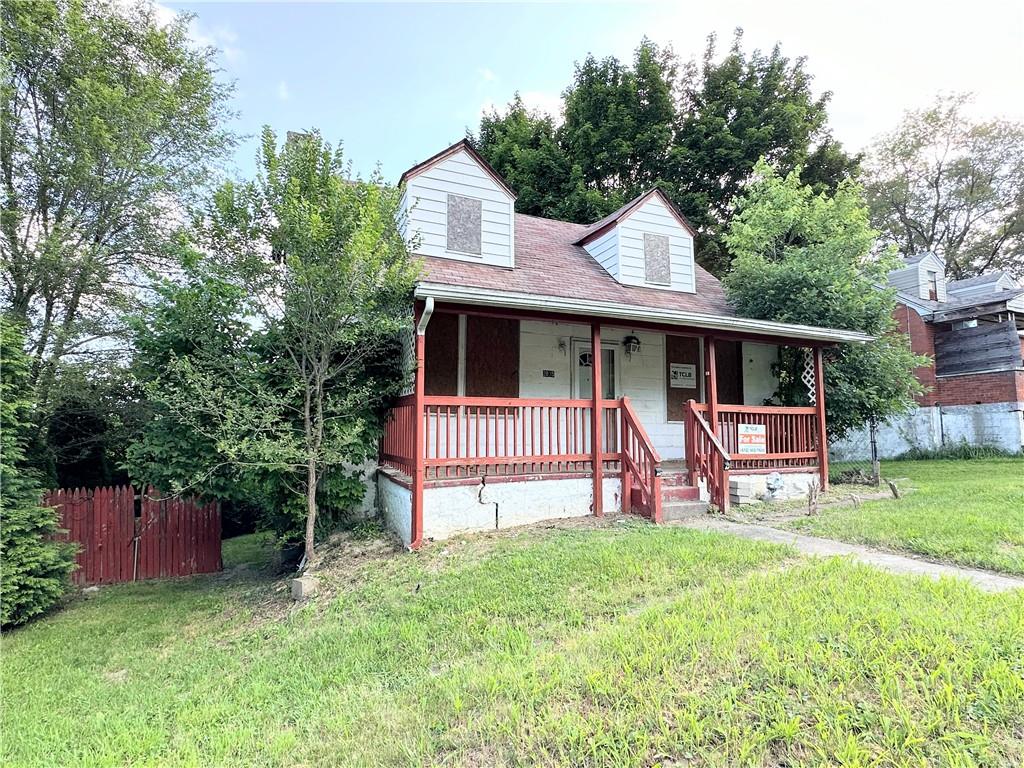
<box><xmin>168</xmin><ymin>1</ymin><xmax>1024</xmax><ymax>184</ymax></box>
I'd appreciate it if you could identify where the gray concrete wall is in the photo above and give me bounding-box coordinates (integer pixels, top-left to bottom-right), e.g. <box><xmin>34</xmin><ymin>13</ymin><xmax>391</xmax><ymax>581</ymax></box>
<box><xmin>831</xmin><ymin>402</ymin><xmax>1024</xmax><ymax>460</ymax></box>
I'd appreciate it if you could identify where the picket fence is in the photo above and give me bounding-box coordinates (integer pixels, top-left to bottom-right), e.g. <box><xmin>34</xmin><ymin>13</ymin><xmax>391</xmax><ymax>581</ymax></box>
<box><xmin>45</xmin><ymin>485</ymin><xmax>222</xmax><ymax>586</ymax></box>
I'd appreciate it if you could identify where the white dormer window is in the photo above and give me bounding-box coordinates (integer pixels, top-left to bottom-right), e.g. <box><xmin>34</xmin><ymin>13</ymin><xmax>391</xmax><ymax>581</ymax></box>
<box><xmin>926</xmin><ymin>270</ymin><xmax>939</xmax><ymax>301</ymax></box>
<box><xmin>643</xmin><ymin>233</ymin><xmax>671</xmax><ymax>285</ymax></box>
<box><xmin>446</xmin><ymin>194</ymin><xmax>482</xmax><ymax>255</ymax></box>
<box><xmin>577</xmin><ymin>189</ymin><xmax>696</xmax><ymax>294</ymax></box>
<box><xmin>399</xmin><ymin>140</ymin><xmax>517</xmax><ymax>268</ymax></box>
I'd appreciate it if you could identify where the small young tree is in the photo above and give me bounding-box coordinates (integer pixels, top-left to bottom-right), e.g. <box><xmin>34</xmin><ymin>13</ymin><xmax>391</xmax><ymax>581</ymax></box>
<box><xmin>138</xmin><ymin>129</ymin><xmax>418</xmax><ymax>561</ymax></box>
<box><xmin>724</xmin><ymin>160</ymin><xmax>924</xmax><ymax>440</ymax></box>
<box><xmin>0</xmin><ymin>316</ymin><xmax>75</xmax><ymax>627</ymax></box>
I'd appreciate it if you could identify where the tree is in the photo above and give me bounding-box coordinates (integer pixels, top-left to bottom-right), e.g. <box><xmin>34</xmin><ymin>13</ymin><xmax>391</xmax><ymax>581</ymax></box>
<box><xmin>865</xmin><ymin>93</ymin><xmax>1024</xmax><ymax>279</ymax></box>
<box><xmin>724</xmin><ymin>160</ymin><xmax>924</xmax><ymax>440</ymax></box>
<box><xmin>670</xmin><ymin>30</ymin><xmax>859</xmax><ymax>275</ymax></box>
<box><xmin>472</xmin><ymin>34</ymin><xmax>858</xmax><ymax>276</ymax></box>
<box><xmin>135</xmin><ymin>129</ymin><xmax>417</xmax><ymax>561</ymax></box>
<box><xmin>0</xmin><ymin>0</ymin><xmax>234</xmax><ymax>413</ymax></box>
<box><xmin>0</xmin><ymin>316</ymin><xmax>75</xmax><ymax>627</ymax></box>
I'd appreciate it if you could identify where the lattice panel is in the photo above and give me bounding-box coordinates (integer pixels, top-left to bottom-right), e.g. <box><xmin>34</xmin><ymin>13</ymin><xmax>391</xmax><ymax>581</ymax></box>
<box><xmin>802</xmin><ymin>349</ymin><xmax>817</xmax><ymax>404</ymax></box>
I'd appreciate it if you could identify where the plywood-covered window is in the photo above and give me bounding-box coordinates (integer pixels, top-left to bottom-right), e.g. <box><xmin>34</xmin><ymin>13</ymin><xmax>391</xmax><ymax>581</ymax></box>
<box><xmin>446</xmin><ymin>194</ymin><xmax>482</xmax><ymax>255</ymax></box>
<box><xmin>423</xmin><ymin>312</ymin><xmax>459</xmax><ymax>396</ymax></box>
<box><xmin>666</xmin><ymin>335</ymin><xmax>701</xmax><ymax>421</ymax></box>
<box><xmin>644</xmin><ymin>233</ymin><xmax>671</xmax><ymax>284</ymax></box>
<box><xmin>465</xmin><ymin>317</ymin><xmax>519</xmax><ymax>397</ymax></box>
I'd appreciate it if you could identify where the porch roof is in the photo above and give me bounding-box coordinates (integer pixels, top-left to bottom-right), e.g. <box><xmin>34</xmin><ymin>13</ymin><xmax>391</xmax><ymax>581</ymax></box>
<box><xmin>417</xmin><ymin>213</ymin><xmax>873</xmax><ymax>345</ymax></box>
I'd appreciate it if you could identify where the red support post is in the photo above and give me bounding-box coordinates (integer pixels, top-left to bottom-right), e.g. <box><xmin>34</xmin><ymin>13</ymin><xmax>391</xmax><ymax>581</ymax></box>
<box><xmin>411</xmin><ymin>303</ymin><xmax>426</xmax><ymax>549</ymax></box>
<box><xmin>705</xmin><ymin>336</ymin><xmax>719</xmax><ymax>436</ymax></box>
<box><xmin>591</xmin><ymin>322</ymin><xmax>603</xmax><ymax>517</ymax></box>
<box><xmin>620</xmin><ymin>404</ymin><xmax>631</xmax><ymax>514</ymax></box>
<box><xmin>813</xmin><ymin>346</ymin><xmax>830</xmax><ymax>492</ymax></box>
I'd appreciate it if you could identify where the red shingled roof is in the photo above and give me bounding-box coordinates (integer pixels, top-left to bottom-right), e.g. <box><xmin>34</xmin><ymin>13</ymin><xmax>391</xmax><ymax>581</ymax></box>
<box><xmin>419</xmin><ymin>213</ymin><xmax>735</xmax><ymax>317</ymax></box>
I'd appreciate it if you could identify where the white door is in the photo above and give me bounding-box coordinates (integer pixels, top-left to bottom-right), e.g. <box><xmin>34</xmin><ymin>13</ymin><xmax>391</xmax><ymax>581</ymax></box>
<box><xmin>573</xmin><ymin>342</ymin><xmax>618</xmax><ymax>399</ymax></box>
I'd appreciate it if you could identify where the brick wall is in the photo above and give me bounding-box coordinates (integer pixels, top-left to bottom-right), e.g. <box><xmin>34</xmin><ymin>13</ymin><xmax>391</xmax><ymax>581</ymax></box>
<box><xmin>893</xmin><ymin>302</ymin><xmax>938</xmax><ymax>405</ymax></box>
<box><xmin>936</xmin><ymin>370</ymin><xmax>1024</xmax><ymax>406</ymax></box>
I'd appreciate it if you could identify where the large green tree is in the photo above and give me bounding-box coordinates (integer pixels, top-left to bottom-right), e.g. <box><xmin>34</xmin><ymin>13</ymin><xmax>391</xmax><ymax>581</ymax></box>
<box><xmin>133</xmin><ymin>130</ymin><xmax>417</xmax><ymax>560</ymax></box>
<box><xmin>724</xmin><ymin>160</ymin><xmax>923</xmax><ymax>441</ymax></box>
<box><xmin>0</xmin><ymin>0</ymin><xmax>234</xmax><ymax>414</ymax></box>
<box><xmin>0</xmin><ymin>316</ymin><xmax>75</xmax><ymax>627</ymax></box>
<box><xmin>865</xmin><ymin>93</ymin><xmax>1024</xmax><ymax>279</ymax></box>
<box><xmin>472</xmin><ymin>33</ymin><xmax>858</xmax><ymax>276</ymax></box>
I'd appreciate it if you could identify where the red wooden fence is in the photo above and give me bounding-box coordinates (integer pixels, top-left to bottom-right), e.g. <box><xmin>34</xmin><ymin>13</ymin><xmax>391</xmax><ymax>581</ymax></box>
<box><xmin>45</xmin><ymin>485</ymin><xmax>222</xmax><ymax>586</ymax></box>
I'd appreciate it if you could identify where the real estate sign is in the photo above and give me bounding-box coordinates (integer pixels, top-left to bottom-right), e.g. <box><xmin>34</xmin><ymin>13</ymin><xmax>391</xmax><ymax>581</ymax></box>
<box><xmin>737</xmin><ymin>423</ymin><xmax>767</xmax><ymax>454</ymax></box>
<box><xmin>669</xmin><ymin>363</ymin><xmax>696</xmax><ymax>388</ymax></box>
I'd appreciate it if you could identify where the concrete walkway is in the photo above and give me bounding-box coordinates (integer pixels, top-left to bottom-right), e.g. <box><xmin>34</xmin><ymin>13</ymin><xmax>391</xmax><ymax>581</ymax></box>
<box><xmin>678</xmin><ymin>518</ymin><xmax>1024</xmax><ymax>593</ymax></box>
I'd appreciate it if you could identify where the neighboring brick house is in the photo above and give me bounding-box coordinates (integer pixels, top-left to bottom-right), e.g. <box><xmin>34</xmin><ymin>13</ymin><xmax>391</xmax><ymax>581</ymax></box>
<box><xmin>835</xmin><ymin>252</ymin><xmax>1024</xmax><ymax>458</ymax></box>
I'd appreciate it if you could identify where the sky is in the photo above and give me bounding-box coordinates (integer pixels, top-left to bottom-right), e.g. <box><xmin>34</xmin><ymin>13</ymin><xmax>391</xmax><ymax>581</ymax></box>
<box><xmin>165</xmin><ymin>0</ymin><xmax>1024</xmax><ymax>183</ymax></box>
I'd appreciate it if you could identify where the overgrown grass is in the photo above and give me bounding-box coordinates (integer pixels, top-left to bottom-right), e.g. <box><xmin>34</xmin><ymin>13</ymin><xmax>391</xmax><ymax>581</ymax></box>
<box><xmin>789</xmin><ymin>458</ymin><xmax>1024</xmax><ymax>575</ymax></box>
<box><xmin>895</xmin><ymin>442</ymin><xmax>1018</xmax><ymax>461</ymax></box>
<box><xmin>2</xmin><ymin>523</ymin><xmax>1022</xmax><ymax>767</ymax></box>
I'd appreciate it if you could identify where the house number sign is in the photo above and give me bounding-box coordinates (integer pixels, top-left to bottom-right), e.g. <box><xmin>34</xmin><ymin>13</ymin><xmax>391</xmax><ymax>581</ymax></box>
<box><xmin>669</xmin><ymin>363</ymin><xmax>696</xmax><ymax>388</ymax></box>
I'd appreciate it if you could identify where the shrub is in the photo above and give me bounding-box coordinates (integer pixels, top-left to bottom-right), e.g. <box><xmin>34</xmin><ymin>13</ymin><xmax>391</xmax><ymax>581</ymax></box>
<box><xmin>1</xmin><ymin>318</ymin><xmax>76</xmax><ymax>628</ymax></box>
<box><xmin>895</xmin><ymin>442</ymin><xmax>1017</xmax><ymax>461</ymax></box>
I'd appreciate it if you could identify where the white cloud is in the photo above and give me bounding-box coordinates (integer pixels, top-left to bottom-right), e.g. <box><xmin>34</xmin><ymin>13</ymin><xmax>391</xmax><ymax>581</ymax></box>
<box><xmin>277</xmin><ymin>80</ymin><xmax>290</xmax><ymax>101</ymax></box>
<box><xmin>478</xmin><ymin>67</ymin><xmax>498</xmax><ymax>83</ymax></box>
<box><xmin>188</xmin><ymin>19</ymin><xmax>244</xmax><ymax>67</ymax></box>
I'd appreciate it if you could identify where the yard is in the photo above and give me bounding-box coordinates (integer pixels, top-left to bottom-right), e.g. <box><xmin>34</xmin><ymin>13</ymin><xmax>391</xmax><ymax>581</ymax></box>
<box><xmin>785</xmin><ymin>458</ymin><xmax>1024</xmax><ymax>575</ymax></box>
<box><xmin>3</xmin><ymin>512</ymin><xmax>1023</xmax><ymax>767</ymax></box>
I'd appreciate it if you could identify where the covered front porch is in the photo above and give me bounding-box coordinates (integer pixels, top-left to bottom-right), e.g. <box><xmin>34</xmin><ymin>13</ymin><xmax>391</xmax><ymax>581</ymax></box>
<box><xmin>378</xmin><ymin>298</ymin><xmax>837</xmax><ymax>548</ymax></box>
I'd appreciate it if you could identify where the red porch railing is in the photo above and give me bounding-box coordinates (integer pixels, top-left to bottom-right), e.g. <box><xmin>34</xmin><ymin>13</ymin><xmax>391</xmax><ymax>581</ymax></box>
<box><xmin>684</xmin><ymin>401</ymin><xmax>731</xmax><ymax>512</ymax></box>
<box><xmin>620</xmin><ymin>396</ymin><xmax>663</xmax><ymax>522</ymax></box>
<box><xmin>380</xmin><ymin>394</ymin><xmax>417</xmax><ymax>477</ymax></box>
<box><xmin>690</xmin><ymin>403</ymin><xmax>820</xmax><ymax>471</ymax></box>
<box><xmin>418</xmin><ymin>397</ymin><xmax>621</xmax><ymax>479</ymax></box>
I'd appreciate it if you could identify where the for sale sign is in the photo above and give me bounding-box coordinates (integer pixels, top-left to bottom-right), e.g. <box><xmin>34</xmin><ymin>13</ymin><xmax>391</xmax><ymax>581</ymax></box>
<box><xmin>737</xmin><ymin>423</ymin><xmax>767</xmax><ymax>454</ymax></box>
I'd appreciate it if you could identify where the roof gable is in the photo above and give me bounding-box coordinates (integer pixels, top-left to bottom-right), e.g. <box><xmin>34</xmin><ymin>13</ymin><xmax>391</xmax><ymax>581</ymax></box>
<box><xmin>399</xmin><ymin>139</ymin><xmax>517</xmax><ymax>200</ymax></box>
<box><xmin>575</xmin><ymin>188</ymin><xmax>697</xmax><ymax>246</ymax></box>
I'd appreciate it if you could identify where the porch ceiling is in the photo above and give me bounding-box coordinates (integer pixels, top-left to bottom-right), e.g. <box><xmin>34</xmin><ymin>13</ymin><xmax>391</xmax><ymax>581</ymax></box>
<box><xmin>415</xmin><ymin>282</ymin><xmax>874</xmax><ymax>345</ymax></box>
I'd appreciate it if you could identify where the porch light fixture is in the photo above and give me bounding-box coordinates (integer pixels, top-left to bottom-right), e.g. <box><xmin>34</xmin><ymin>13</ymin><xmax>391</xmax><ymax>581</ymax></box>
<box><xmin>623</xmin><ymin>335</ymin><xmax>641</xmax><ymax>358</ymax></box>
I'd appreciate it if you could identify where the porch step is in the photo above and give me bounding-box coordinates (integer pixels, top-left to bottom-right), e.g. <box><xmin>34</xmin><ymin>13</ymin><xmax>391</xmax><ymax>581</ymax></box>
<box><xmin>662</xmin><ymin>500</ymin><xmax>709</xmax><ymax>522</ymax></box>
<box><xmin>659</xmin><ymin>471</ymin><xmax>691</xmax><ymax>487</ymax></box>
<box><xmin>661</xmin><ymin>484</ymin><xmax>700</xmax><ymax>502</ymax></box>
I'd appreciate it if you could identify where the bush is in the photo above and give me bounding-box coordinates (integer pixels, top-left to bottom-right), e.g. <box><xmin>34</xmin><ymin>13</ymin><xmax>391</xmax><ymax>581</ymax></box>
<box><xmin>0</xmin><ymin>318</ymin><xmax>76</xmax><ymax>628</ymax></box>
<box><xmin>895</xmin><ymin>442</ymin><xmax>1017</xmax><ymax>461</ymax></box>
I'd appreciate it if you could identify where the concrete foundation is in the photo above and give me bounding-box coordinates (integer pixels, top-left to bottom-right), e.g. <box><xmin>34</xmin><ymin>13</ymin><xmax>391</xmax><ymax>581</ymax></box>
<box><xmin>729</xmin><ymin>472</ymin><xmax>820</xmax><ymax>505</ymax></box>
<box><xmin>376</xmin><ymin>471</ymin><xmax>621</xmax><ymax>545</ymax></box>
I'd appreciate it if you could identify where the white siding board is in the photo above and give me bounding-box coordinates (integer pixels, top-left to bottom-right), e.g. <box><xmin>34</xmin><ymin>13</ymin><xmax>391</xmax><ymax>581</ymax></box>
<box><xmin>404</xmin><ymin>147</ymin><xmax>515</xmax><ymax>267</ymax></box>
<box><xmin>584</xmin><ymin>228</ymin><xmax>620</xmax><ymax>279</ymax></box>
<box><xmin>616</xmin><ymin>197</ymin><xmax>696</xmax><ymax>294</ymax></box>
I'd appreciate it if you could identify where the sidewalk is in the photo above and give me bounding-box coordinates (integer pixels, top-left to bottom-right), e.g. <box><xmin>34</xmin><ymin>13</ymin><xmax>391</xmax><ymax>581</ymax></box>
<box><xmin>678</xmin><ymin>518</ymin><xmax>1024</xmax><ymax>593</ymax></box>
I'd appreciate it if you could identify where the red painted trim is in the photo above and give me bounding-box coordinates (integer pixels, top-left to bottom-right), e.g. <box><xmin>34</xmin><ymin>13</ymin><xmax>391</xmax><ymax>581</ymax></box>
<box><xmin>705</xmin><ymin>336</ymin><xmax>719</xmax><ymax>430</ymax></box>
<box><xmin>814</xmin><ymin>347</ymin><xmax>830</xmax><ymax>492</ymax></box>
<box><xmin>428</xmin><ymin>302</ymin><xmax>834</xmax><ymax>348</ymax></box>
<box><xmin>690</xmin><ymin>403</ymin><xmax>817</xmax><ymax>415</ymax></box>
<box><xmin>730</xmin><ymin>466</ymin><xmax>820</xmax><ymax>476</ymax></box>
<box><xmin>591</xmin><ymin>322</ymin><xmax>604</xmax><ymax>517</ymax></box>
<box><xmin>411</xmin><ymin>303</ymin><xmax>426</xmax><ymax>550</ymax></box>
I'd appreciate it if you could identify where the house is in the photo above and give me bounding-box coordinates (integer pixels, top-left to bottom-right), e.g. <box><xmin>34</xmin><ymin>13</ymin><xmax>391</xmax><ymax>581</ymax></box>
<box><xmin>377</xmin><ymin>140</ymin><xmax>871</xmax><ymax>548</ymax></box>
<box><xmin>834</xmin><ymin>253</ymin><xmax>1024</xmax><ymax>459</ymax></box>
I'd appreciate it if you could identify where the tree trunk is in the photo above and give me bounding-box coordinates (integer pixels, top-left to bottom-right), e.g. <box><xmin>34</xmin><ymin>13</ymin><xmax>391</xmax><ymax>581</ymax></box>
<box><xmin>304</xmin><ymin>458</ymin><xmax>318</xmax><ymax>564</ymax></box>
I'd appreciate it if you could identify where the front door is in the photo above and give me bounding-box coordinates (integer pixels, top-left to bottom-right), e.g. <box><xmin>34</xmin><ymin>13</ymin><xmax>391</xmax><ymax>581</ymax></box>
<box><xmin>573</xmin><ymin>343</ymin><xmax>617</xmax><ymax>399</ymax></box>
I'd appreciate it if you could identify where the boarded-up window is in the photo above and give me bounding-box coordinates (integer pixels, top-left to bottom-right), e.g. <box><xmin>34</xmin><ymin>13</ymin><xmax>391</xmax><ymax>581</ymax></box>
<box><xmin>423</xmin><ymin>312</ymin><xmax>459</xmax><ymax>396</ymax></box>
<box><xmin>666</xmin><ymin>335</ymin><xmax>702</xmax><ymax>421</ymax></box>
<box><xmin>644</xmin><ymin>233</ymin><xmax>671</xmax><ymax>284</ymax></box>
<box><xmin>714</xmin><ymin>340</ymin><xmax>744</xmax><ymax>405</ymax></box>
<box><xmin>447</xmin><ymin>194</ymin><xmax>482</xmax><ymax>255</ymax></box>
<box><xmin>465</xmin><ymin>317</ymin><xmax>519</xmax><ymax>397</ymax></box>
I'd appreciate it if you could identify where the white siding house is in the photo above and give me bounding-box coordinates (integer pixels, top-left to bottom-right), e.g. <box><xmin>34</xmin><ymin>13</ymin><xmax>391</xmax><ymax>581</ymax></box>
<box><xmin>887</xmin><ymin>252</ymin><xmax>947</xmax><ymax>302</ymax></box>
<box><xmin>581</xmin><ymin>191</ymin><xmax>697</xmax><ymax>294</ymax></box>
<box><xmin>399</xmin><ymin>143</ymin><xmax>515</xmax><ymax>268</ymax></box>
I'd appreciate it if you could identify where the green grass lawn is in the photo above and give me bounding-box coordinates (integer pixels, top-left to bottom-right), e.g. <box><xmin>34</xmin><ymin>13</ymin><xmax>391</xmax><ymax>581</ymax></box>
<box><xmin>4</xmin><ymin>522</ymin><xmax>1024</xmax><ymax>767</ymax></box>
<box><xmin>788</xmin><ymin>458</ymin><xmax>1024</xmax><ymax>575</ymax></box>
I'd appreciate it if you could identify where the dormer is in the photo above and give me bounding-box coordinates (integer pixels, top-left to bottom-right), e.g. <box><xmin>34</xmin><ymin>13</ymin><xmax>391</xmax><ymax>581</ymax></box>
<box><xmin>887</xmin><ymin>252</ymin><xmax>947</xmax><ymax>302</ymax></box>
<box><xmin>399</xmin><ymin>140</ymin><xmax>516</xmax><ymax>268</ymax></box>
<box><xmin>575</xmin><ymin>189</ymin><xmax>697</xmax><ymax>294</ymax></box>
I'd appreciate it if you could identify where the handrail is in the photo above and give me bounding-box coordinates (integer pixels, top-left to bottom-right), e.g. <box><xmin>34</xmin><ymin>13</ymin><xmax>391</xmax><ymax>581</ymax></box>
<box><xmin>685</xmin><ymin>399</ymin><xmax>731</xmax><ymax>513</ymax></box>
<box><xmin>620</xmin><ymin>396</ymin><xmax>663</xmax><ymax>522</ymax></box>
